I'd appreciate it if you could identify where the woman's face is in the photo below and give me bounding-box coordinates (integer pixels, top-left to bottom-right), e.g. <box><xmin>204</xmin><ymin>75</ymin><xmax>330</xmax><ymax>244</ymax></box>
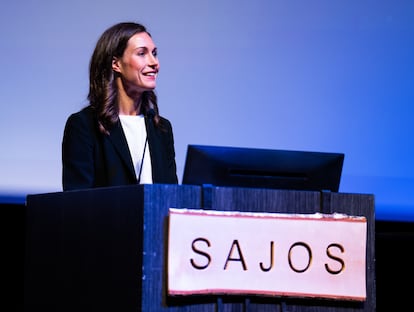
<box><xmin>112</xmin><ymin>32</ymin><xmax>159</xmax><ymax>96</ymax></box>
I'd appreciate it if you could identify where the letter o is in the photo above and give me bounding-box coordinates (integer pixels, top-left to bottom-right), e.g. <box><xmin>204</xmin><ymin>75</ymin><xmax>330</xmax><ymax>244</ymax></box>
<box><xmin>288</xmin><ymin>242</ymin><xmax>312</xmax><ymax>273</ymax></box>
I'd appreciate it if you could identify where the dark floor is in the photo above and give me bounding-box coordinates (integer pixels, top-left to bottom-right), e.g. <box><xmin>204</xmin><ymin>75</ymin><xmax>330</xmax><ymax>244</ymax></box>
<box><xmin>3</xmin><ymin>203</ymin><xmax>413</xmax><ymax>311</ymax></box>
<box><xmin>375</xmin><ymin>220</ymin><xmax>414</xmax><ymax>311</ymax></box>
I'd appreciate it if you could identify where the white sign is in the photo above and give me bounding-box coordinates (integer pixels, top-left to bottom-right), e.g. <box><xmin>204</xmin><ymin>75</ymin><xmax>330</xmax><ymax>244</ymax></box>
<box><xmin>168</xmin><ymin>208</ymin><xmax>367</xmax><ymax>301</ymax></box>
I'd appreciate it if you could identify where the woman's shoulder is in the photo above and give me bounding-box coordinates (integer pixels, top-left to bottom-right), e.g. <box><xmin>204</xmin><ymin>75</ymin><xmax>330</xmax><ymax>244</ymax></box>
<box><xmin>159</xmin><ymin>115</ymin><xmax>173</xmax><ymax>126</ymax></box>
<box><xmin>69</xmin><ymin>105</ymin><xmax>94</xmax><ymax>118</ymax></box>
<box><xmin>64</xmin><ymin>106</ymin><xmax>98</xmax><ymax>134</ymax></box>
<box><xmin>67</xmin><ymin>106</ymin><xmax>95</xmax><ymax>123</ymax></box>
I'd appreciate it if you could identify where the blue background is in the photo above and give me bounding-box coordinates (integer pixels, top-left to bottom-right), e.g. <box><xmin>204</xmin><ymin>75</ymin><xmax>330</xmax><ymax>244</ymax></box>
<box><xmin>1</xmin><ymin>0</ymin><xmax>413</xmax><ymax>221</ymax></box>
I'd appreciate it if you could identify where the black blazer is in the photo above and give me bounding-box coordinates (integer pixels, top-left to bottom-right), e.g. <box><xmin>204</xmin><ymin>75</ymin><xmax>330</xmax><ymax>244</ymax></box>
<box><xmin>62</xmin><ymin>106</ymin><xmax>178</xmax><ymax>191</ymax></box>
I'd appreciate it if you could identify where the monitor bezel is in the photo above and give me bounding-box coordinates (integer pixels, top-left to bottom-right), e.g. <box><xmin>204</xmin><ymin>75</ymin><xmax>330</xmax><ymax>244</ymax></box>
<box><xmin>182</xmin><ymin>144</ymin><xmax>344</xmax><ymax>192</ymax></box>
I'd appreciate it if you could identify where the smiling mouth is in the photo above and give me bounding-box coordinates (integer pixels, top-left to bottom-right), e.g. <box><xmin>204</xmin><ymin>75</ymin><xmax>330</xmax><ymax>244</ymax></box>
<box><xmin>143</xmin><ymin>71</ymin><xmax>157</xmax><ymax>77</ymax></box>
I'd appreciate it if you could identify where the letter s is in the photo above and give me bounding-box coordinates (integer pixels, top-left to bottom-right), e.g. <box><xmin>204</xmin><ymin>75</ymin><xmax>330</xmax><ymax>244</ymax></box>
<box><xmin>190</xmin><ymin>237</ymin><xmax>211</xmax><ymax>270</ymax></box>
<box><xmin>325</xmin><ymin>243</ymin><xmax>345</xmax><ymax>274</ymax></box>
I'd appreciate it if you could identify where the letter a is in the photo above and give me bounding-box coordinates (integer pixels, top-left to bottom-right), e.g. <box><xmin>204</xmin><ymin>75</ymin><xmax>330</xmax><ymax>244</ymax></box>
<box><xmin>223</xmin><ymin>240</ymin><xmax>247</xmax><ymax>271</ymax></box>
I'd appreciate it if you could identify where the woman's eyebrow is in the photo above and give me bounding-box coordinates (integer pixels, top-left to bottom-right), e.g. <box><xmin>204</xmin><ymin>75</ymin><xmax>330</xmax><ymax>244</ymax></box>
<box><xmin>134</xmin><ymin>45</ymin><xmax>157</xmax><ymax>51</ymax></box>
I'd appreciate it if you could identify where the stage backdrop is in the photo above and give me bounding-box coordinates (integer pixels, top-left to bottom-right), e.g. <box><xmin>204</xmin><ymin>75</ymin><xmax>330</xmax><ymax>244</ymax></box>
<box><xmin>0</xmin><ymin>0</ymin><xmax>413</xmax><ymax>222</ymax></box>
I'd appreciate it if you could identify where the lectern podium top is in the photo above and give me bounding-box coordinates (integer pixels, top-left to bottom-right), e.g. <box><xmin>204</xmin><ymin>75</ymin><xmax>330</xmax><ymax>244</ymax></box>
<box><xmin>182</xmin><ymin>144</ymin><xmax>344</xmax><ymax>192</ymax></box>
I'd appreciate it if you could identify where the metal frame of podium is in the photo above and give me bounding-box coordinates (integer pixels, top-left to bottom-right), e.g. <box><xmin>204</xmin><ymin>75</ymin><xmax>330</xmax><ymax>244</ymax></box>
<box><xmin>24</xmin><ymin>184</ymin><xmax>375</xmax><ymax>311</ymax></box>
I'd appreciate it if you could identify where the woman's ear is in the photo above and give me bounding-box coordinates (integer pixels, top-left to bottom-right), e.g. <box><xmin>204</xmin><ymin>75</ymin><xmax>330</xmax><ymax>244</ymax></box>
<box><xmin>112</xmin><ymin>57</ymin><xmax>121</xmax><ymax>73</ymax></box>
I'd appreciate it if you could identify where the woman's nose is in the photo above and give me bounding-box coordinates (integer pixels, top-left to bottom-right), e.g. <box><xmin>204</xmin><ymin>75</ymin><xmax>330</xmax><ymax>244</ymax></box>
<box><xmin>148</xmin><ymin>54</ymin><xmax>159</xmax><ymax>67</ymax></box>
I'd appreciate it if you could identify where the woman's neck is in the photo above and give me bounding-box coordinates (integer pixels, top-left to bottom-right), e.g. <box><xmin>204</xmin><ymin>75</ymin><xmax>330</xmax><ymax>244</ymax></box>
<box><xmin>116</xmin><ymin>78</ymin><xmax>142</xmax><ymax>115</ymax></box>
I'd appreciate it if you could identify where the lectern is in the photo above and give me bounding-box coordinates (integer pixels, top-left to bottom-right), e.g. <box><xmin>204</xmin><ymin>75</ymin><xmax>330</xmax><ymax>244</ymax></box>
<box><xmin>24</xmin><ymin>184</ymin><xmax>375</xmax><ymax>311</ymax></box>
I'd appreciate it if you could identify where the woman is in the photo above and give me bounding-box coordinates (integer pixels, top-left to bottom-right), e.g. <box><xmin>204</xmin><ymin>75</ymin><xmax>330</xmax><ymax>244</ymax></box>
<box><xmin>62</xmin><ymin>22</ymin><xmax>178</xmax><ymax>191</ymax></box>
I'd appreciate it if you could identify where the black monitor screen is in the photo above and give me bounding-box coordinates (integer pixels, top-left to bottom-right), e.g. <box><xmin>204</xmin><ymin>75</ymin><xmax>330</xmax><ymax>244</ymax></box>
<box><xmin>182</xmin><ymin>145</ymin><xmax>344</xmax><ymax>192</ymax></box>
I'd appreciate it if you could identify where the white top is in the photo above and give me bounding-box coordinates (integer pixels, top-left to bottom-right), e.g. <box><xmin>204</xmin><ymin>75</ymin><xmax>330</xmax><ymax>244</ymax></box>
<box><xmin>119</xmin><ymin>114</ymin><xmax>153</xmax><ymax>184</ymax></box>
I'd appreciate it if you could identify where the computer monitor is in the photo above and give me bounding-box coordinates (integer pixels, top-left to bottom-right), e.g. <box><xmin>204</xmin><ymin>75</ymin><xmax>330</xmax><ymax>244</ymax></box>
<box><xmin>182</xmin><ymin>145</ymin><xmax>344</xmax><ymax>192</ymax></box>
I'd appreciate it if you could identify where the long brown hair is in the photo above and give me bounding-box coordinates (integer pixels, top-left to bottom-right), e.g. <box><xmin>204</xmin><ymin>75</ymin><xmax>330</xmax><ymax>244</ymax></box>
<box><xmin>88</xmin><ymin>22</ymin><xmax>161</xmax><ymax>134</ymax></box>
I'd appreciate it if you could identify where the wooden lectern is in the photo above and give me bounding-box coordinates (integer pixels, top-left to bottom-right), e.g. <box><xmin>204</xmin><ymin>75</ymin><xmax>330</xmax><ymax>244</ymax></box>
<box><xmin>24</xmin><ymin>184</ymin><xmax>375</xmax><ymax>311</ymax></box>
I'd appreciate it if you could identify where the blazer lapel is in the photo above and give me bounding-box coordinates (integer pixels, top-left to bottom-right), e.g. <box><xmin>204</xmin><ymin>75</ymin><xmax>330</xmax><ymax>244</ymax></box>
<box><xmin>107</xmin><ymin>121</ymin><xmax>136</xmax><ymax>179</ymax></box>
